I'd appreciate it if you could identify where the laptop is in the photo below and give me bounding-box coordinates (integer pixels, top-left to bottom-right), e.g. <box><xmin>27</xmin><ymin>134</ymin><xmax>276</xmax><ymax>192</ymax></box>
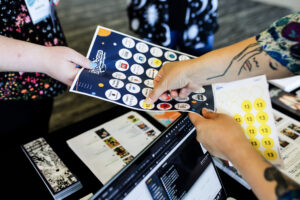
<box><xmin>91</xmin><ymin>113</ymin><xmax>227</xmax><ymax>200</ymax></box>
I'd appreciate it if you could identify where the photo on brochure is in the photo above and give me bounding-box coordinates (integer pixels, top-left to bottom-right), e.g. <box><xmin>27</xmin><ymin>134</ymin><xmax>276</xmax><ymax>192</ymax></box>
<box><xmin>95</xmin><ymin>128</ymin><xmax>111</xmax><ymax>139</ymax></box>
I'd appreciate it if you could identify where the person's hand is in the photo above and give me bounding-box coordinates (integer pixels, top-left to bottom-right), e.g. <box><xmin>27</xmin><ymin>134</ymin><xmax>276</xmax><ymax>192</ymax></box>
<box><xmin>189</xmin><ymin>108</ymin><xmax>251</xmax><ymax>161</ymax></box>
<box><xmin>42</xmin><ymin>46</ymin><xmax>94</xmax><ymax>86</ymax></box>
<box><xmin>146</xmin><ymin>59</ymin><xmax>201</xmax><ymax>104</ymax></box>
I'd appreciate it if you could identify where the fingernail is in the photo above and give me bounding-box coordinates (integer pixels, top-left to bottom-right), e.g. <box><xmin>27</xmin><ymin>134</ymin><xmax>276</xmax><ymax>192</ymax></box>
<box><xmin>90</xmin><ymin>62</ymin><xmax>97</xmax><ymax>69</ymax></box>
<box><xmin>145</xmin><ymin>97</ymin><xmax>152</xmax><ymax>104</ymax></box>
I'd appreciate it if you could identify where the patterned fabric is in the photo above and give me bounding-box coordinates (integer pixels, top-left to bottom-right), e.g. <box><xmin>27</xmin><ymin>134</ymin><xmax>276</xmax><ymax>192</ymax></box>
<box><xmin>0</xmin><ymin>0</ymin><xmax>67</xmax><ymax>100</ymax></box>
<box><xmin>278</xmin><ymin>190</ymin><xmax>300</xmax><ymax>200</ymax></box>
<box><xmin>127</xmin><ymin>0</ymin><xmax>218</xmax><ymax>49</ymax></box>
<box><xmin>257</xmin><ymin>12</ymin><xmax>300</xmax><ymax>74</ymax></box>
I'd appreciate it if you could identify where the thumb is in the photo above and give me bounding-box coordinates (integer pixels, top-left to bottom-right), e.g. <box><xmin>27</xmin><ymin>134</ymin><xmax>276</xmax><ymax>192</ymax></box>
<box><xmin>202</xmin><ymin>108</ymin><xmax>218</xmax><ymax>119</ymax></box>
<box><xmin>146</xmin><ymin>77</ymin><xmax>168</xmax><ymax>104</ymax></box>
<box><xmin>188</xmin><ymin>112</ymin><xmax>204</xmax><ymax>127</ymax></box>
<box><xmin>69</xmin><ymin>49</ymin><xmax>93</xmax><ymax>70</ymax></box>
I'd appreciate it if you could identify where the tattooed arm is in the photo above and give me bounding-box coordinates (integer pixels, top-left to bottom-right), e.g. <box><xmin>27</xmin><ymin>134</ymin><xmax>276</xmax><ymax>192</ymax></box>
<box><xmin>189</xmin><ymin>108</ymin><xmax>300</xmax><ymax>200</ymax></box>
<box><xmin>146</xmin><ymin>37</ymin><xmax>294</xmax><ymax>104</ymax></box>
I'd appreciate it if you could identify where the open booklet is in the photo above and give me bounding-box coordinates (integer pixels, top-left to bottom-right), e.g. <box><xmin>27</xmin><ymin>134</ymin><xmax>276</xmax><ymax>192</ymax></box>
<box><xmin>67</xmin><ymin>111</ymin><xmax>161</xmax><ymax>184</ymax></box>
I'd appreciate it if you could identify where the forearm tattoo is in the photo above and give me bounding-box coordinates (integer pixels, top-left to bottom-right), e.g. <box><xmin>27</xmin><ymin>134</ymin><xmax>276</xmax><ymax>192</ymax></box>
<box><xmin>207</xmin><ymin>43</ymin><xmax>277</xmax><ymax>80</ymax></box>
<box><xmin>264</xmin><ymin>166</ymin><xmax>300</xmax><ymax>197</ymax></box>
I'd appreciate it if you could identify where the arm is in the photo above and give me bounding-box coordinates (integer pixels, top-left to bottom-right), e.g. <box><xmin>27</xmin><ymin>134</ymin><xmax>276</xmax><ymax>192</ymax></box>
<box><xmin>0</xmin><ymin>35</ymin><xmax>93</xmax><ymax>86</ymax></box>
<box><xmin>146</xmin><ymin>37</ymin><xmax>294</xmax><ymax>104</ymax></box>
<box><xmin>189</xmin><ymin>109</ymin><xmax>300</xmax><ymax>200</ymax></box>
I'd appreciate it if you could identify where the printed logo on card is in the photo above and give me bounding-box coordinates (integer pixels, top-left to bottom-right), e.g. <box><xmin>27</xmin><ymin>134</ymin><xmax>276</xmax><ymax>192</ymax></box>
<box><xmin>122</xmin><ymin>94</ymin><xmax>138</xmax><ymax>106</ymax></box>
<box><xmin>122</xmin><ymin>37</ymin><xmax>135</xmax><ymax>48</ymax></box>
<box><xmin>150</xmin><ymin>47</ymin><xmax>163</xmax><ymax>57</ymax></box>
<box><xmin>157</xmin><ymin>103</ymin><xmax>172</xmax><ymax>110</ymax></box>
<box><xmin>105</xmin><ymin>89</ymin><xmax>121</xmax><ymax>101</ymax></box>
<box><xmin>126</xmin><ymin>83</ymin><xmax>140</xmax><ymax>94</ymax></box>
<box><xmin>115</xmin><ymin>60</ymin><xmax>129</xmax><ymax>71</ymax></box>
<box><xmin>175</xmin><ymin>103</ymin><xmax>190</xmax><ymax>110</ymax></box>
<box><xmin>130</xmin><ymin>64</ymin><xmax>144</xmax><ymax>75</ymax></box>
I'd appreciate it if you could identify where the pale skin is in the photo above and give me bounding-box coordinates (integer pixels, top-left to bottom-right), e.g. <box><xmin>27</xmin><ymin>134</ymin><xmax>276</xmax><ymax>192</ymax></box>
<box><xmin>0</xmin><ymin>35</ymin><xmax>93</xmax><ymax>86</ymax></box>
<box><xmin>146</xmin><ymin>37</ymin><xmax>300</xmax><ymax>199</ymax></box>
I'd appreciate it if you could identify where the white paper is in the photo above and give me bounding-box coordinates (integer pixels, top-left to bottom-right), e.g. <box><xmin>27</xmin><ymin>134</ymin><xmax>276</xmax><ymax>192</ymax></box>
<box><xmin>67</xmin><ymin>111</ymin><xmax>161</xmax><ymax>184</ymax></box>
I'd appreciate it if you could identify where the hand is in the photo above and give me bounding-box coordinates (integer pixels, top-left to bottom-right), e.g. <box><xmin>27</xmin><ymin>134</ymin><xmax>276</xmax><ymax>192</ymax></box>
<box><xmin>42</xmin><ymin>46</ymin><xmax>94</xmax><ymax>86</ymax></box>
<box><xmin>146</xmin><ymin>59</ymin><xmax>201</xmax><ymax>104</ymax></box>
<box><xmin>189</xmin><ymin>108</ymin><xmax>251</xmax><ymax>161</ymax></box>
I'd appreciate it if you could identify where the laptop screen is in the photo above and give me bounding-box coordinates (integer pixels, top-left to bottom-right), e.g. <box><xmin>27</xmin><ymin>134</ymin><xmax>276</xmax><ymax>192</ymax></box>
<box><xmin>91</xmin><ymin>114</ymin><xmax>227</xmax><ymax>200</ymax></box>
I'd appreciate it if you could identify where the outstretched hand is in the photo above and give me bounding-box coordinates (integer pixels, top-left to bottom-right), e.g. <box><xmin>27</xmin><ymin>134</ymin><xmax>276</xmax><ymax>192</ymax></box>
<box><xmin>189</xmin><ymin>108</ymin><xmax>251</xmax><ymax>161</ymax></box>
<box><xmin>145</xmin><ymin>59</ymin><xmax>201</xmax><ymax>104</ymax></box>
<box><xmin>43</xmin><ymin>46</ymin><xmax>94</xmax><ymax>86</ymax></box>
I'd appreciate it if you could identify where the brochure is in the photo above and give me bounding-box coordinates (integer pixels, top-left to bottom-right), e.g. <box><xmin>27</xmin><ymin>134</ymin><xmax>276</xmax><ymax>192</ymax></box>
<box><xmin>67</xmin><ymin>111</ymin><xmax>161</xmax><ymax>184</ymax></box>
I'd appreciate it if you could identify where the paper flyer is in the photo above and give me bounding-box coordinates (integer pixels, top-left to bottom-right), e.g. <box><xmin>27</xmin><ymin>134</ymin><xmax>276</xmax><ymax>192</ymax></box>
<box><xmin>70</xmin><ymin>26</ymin><xmax>214</xmax><ymax>115</ymax></box>
<box><xmin>273</xmin><ymin>109</ymin><xmax>300</xmax><ymax>184</ymax></box>
<box><xmin>67</xmin><ymin>111</ymin><xmax>161</xmax><ymax>184</ymax></box>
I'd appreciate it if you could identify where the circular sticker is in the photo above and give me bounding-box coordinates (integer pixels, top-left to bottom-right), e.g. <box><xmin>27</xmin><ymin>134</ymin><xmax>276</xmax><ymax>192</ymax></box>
<box><xmin>112</xmin><ymin>72</ymin><xmax>126</xmax><ymax>80</ymax></box>
<box><xmin>142</xmin><ymin>88</ymin><xmax>152</xmax><ymax>97</ymax></box>
<box><xmin>144</xmin><ymin>79</ymin><xmax>154</xmax><ymax>88</ymax></box>
<box><xmin>105</xmin><ymin>89</ymin><xmax>121</xmax><ymax>101</ymax></box>
<box><xmin>259</xmin><ymin>124</ymin><xmax>271</xmax><ymax>136</ymax></box>
<box><xmin>233</xmin><ymin>114</ymin><xmax>243</xmax><ymax>125</ymax></box>
<box><xmin>164</xmin><ymin>51</ymin><xmax>177</xmax><ymax>61</ymax></box>
<box><xmin>179</xmin><ymin>55</ymin><xmax>191</xmax><ymax>61</ymax></box>
<box><xmin>136</xmin><ymin>42</ymin><xmax>149</xmax><ymax>53</ymax></box>
<box><xmin>126</xmin><ymin>83</ymin><xmax>140</xmax><ymax>94</ymax></box>
<box><xmin>159</xmin><ymin>94</ymin><xmax>172</xmax><ymax>101</ymax></box>
<box><xmin>139</xmin><ymin>100</ymin><xmax>154</xmax><ymax>109</ymax></box>
<box><xmin>128</xmin><ymin>76</ymin><xmax>142</xmax><ymax>84</ymax></box>
<box><xmin>109</xmin><ymin>79</ymin><xmax>124</xmax><ymax>89</ymax></box>
<box><xmin>248</xmin><ymin>138</ymin><xmax>260</xmax><ymax>149</ymax></box>
<box><xmin>122</xmin><ymin>94</ymin><xmax>138</xmax><ymax>106</ymax></box>
<box><xmin>246</xmin><ymin>126</ymin><xmax>257</xmax><ymax>138</ymax></box>
<box><xmin>133</xmin><ymin>53</ymin><xmax>147</xmax><ymax>64</ymax></box>
<box><xmin>256</xmin><ymin>111</ymin><xmax>269</xmax><ymax>124</ymax></box>
<box><xmin>130</xmin><ymin>64</ymin><xmax>144</xmax><ymax>75</ymax></box>
<box><xmin>175</xmin><ymin>97</ymin><xmax>189</xmax><ymax>102</ymax></box>
<box><xmin>148</xmin><ymin>58</ymin><xmax>162</xmax><ymax>68</ymax></box>
<box><xmin>264</xmin><ymin>149</ymin><xmax>277</xmax><ymax>161</ymax></box>
<box><xmin>122</xmin><ymin>37</ymin><xmax>135</xmax><ymax>48</ymax></box>
<box><xmin>175</xmin><ymin>103</ymin><xmax>190</xmax><ymax>110</ymax></box>
<box><xmin>192</xmin><ymin>94</ymin><xmax>207</xmax><ymax>101</ymax></box>
<box><xmin>115</xmin><ymin>60</ymin><xmax>129</xmax><ymax>71</ymax></box>
<box><xmin>157</xmin><ymin>103</ymin><xmax>172</xmax><ymax>110</ymax></box>
<box><xmin>146</xmin><ymin>68</ymin><xmax>158</xmax><ymax>79</ymax></box>
<box><xmin>119</xmin><ymin>48</ymin><xmax>132</xmax><ymax>59</ymax></box>
<box><xmin>262</xmin><ymin>137</ymin><xmax>274</xmax><ymax>148</ymax></box>
<box><xmin>244</xmin><ymin>113</ymin><xmax>255</xmax><ymax>125</ymax></box>
<box><xmin>254</xmin><ymin>98</ymin><xmax>266</xmax><ymax>111</ymax></box>
<box><xmin>193</xmin><ymin>87</ymin><xmax>205</xmax><ymax>93</ymax></box>
<box><xmin>150</xmin><ymin>47</ymin><xmax>163</xmax><ymax>57</ymax></box>
<box><xmin>241</xmin><ymin>100</ymin><xmax>252</xmax><ymax>113</ymax></box>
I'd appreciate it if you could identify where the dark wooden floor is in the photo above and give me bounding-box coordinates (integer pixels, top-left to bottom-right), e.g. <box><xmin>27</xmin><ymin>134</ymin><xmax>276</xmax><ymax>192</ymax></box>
<box><xmin>49</xmin><ymin>0</ymin><xmax>292</xmax><ymax>132</ymax></box>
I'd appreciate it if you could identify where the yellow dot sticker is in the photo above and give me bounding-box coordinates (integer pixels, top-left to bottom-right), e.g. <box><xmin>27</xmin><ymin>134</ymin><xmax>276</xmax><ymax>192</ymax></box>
<box><xmin>142</xmin><ymin>102</ymin><xmax>154</xmax><ymax>109</ymax></box>
<box><xmin>248</xmin><ymin>138</ymin><xmax>260</xmax><ymax>149</ymax></box>
<box><xmin>233</xmin><ymin>114</ymin><xmax>243</xmax><ymax>125</ymax></box>
<box><xmin>244</xmin><ymin>113</ymin><xmax>255</xmax><ymax>125</ymax></box>
<box><xmin>259</xmin><ymin>124</ymin><xmax>271</xmax><ymax>136</ymax></box>
<box><xmin>254</xmin><ymin>98</ymin><xmax>266</xmax><ymax>111</ymax></box>
<box><xmin>246</xmin><ymin>126</ymin><xmax>257</xmax><ymax>138</ymax></box>
<box><xmin>241</xmin><ymin>100</ymin><xmax>252</xmax><ymax>113</ymax></box>
<box><xmin>98</xmin><ymin>83</ymin><xmax>104</xmax><ymax>87</ymax></box>
<box><xmin>261</xmin><ymin>137</ymin><xmax>274</xmax><ymax>148</ymax></box>
<box><xmin>154</xmin><ymin>58</ymin><xmax>162</xmax><ymax>67</ymax></box>
<box><xmin>256</xmin><ymin>111</ymin><xmax>269</xmax><ymax>124</ymax></box>
<box><xmin>264</xmin><ymin>149</ymin><xmax>277</xmax><ymax>161</ymax></box>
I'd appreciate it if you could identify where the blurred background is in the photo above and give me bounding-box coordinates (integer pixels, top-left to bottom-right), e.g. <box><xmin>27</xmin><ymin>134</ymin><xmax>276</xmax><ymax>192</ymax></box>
<box><xmin>50</xmin><ymin>0</ymin><xmax>295</xmax><ymax>132</ymax></box>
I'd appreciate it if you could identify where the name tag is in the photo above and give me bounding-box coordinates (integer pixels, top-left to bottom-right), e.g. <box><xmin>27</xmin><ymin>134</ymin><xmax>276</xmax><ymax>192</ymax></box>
<box><xmin>25</xmin><ymin>0</ymin><xmax>51</xmax><ymax>25</ymax></box>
